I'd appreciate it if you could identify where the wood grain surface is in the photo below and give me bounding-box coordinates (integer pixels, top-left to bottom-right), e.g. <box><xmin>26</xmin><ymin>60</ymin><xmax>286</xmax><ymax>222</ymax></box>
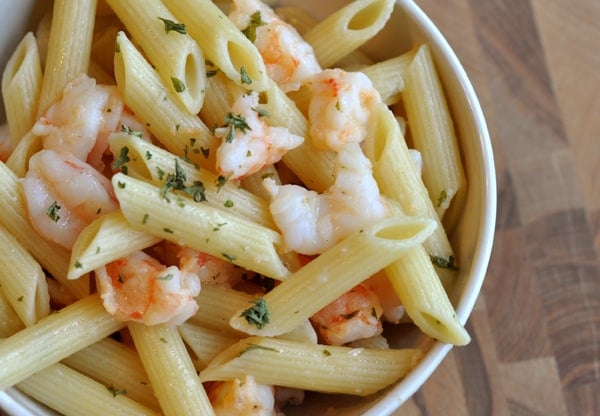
<box><xmin>395</xmin><ymin>0</ymin><xmax>600</xmax><ymax>415</ymax></box>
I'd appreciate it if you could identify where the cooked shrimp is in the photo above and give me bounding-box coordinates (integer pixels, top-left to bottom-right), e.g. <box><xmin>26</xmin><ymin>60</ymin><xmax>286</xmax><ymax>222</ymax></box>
<box><xmin>229</xmin><ymin>0</ymin><xmax>321</xmax><ymax>92</ymax></box>
<box><xmin>176</xmin><ymin>246</ymin><xmax>247</xmax><ymax>288</ymax></box>
<box><xmin>32</xmin><ymin>74</ymin><xmax>123</xmax><ymax>165</ymax></box>
<box><xmin>263</xmin><ymin>143</ymin><xmax>387</xmax><ymax>255</ymax></box>
<box><xmin>310</xmin><ymin>284</ymin><xmax>384</xmax><ymax>346</ymax></box>
<box><xmin>207</xmin><ymin>375</ymin><xmax>275</xmax><ymax>416</ymax></box>
<box><xmin>32</xmin><ymin>73</ymin><xmax>150</xmax><ymax>171</ymax></box>
<box><xmin>215</xmin><ymin>91</ymin><xmax>303</xmax><ymax>180</ymax></box>
<box><xmin>308</xmin><ymin>68</ymin><xmax>382</xmax><ymax>151</ymax></box>
<box><xmin>21</xmin><ymin>149</ymin><xmax>118</xmax><ymax>249</ymax></box>
<box><xmin>95</xmin><ymin>251</ymin><xmax>201</xmax><ymax>326</ymax></box>
<box><xmin>364</xmin><ymin>272</ymin><xmax>405</xmax><ymax>324</ymax></box>
<box><xmin>0</xmin><ymin>124</ymin><xmax>12</xmax><ymax>162</ymax></box>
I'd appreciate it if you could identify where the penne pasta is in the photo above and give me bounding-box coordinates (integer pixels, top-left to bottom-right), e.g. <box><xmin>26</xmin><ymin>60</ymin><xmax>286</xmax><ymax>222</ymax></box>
<box><xmin>1</xmin><ymin>32</ymin><xmax>42</xmax><ymax>146</ymax></box>
<box><xmin>0</xmin><ymin>291</ymin><xmax>25</xmax><ymax>338</ymax></box>
<box><xmin>128</xmin><ymin>323</ymin><xmax>215</xmax><ymax>416</ymax></box>
<box><xmin>105</xmin><ymin>0</ymin><xmax>206</xmax><ymax>114</ymax></box>
<box><xmin>68</xmin><ymin>211</ymin><xmax>162</xmax><ymax>280</ymax></box>
<box><xmin>112</xmin><ymin>173</ymin><xmax>290</xmax><ymax>280</ymax></box>
<box><xmin>230</xmin><ymin>216</ymin><xmax>436</xmax><ymax>336</ymax></box>
<box><xmin>162</xmin><ymin>0</ymin><xmax>269</xmax><ymax>91</ymax></box>
<box><xmin>402</xmin><ymin>44</ymin><xmax>467</xmax><ymax>221</ymax></box>
<box><xmin>61</xmin><ymin>338</ymin><xmax>160</xmax><ymax>411</ymax></box>
<box><xmin>37</xmin><ymin>0</ymin><xmax>97</xmax><ymax>116</ymax></box>
<box><xmin>0</xmin><ymin>225</ymin><xmax>50</xmax><ymax>326</ymax></box>
<box><xmin>304</xmin><ymin>0</ymin><xmax>395</xmax><ymax>68</ymax></box>
<box><xmin>0</xmin><ymin>294</ymin><xmax>124</xmax><ymax>390</ymax></box>
<box><xmin>200</xmin><ymin>336</ymin><xmax>423</xmax><ymax>396</ymax></box>
<box><xmin>17</xmin><ymin>363</ymin><xmax>159</xmax><ymax>416</ymax></box>
<box><xmin>113</xmin><ymin>31</ymin><xmax>218</xmax><ymax>170</ymax></box>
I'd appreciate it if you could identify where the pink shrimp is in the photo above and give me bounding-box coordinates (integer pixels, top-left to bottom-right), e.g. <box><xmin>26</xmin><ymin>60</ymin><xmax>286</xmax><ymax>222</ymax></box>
<box><xmin>21</xmin><ymin>149</ymin><xmax>118</xmax><ymax>249</ymax></box>
<box><xmin>229</xmin><ymin>0</ymin><xmax>321</xmax><ymax>92</ymax></box>
<box><xmin>207</xmin><ymin>375</ymin><xmax>275</xmax><ymax>416</ymax></box>
<box><xmin>95</xmin><ymin>251</ymin><xmax>201</xmax><ymax>326</ymax></box>
<box><xmin>310</xmin><ymin>284</ymin><xmax>384</xmax><ymax>346</ymax></box>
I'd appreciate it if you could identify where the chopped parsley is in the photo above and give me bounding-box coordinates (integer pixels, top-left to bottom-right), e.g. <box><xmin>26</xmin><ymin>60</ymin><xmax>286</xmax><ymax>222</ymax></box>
<box><xmin>145</xmin><ymin>151</ymin><xmax>153</xmax><ymax>160</ymax></box>
<box><xmin>323</xmin><ymin>349</ymin><xmax>332</xmax><ymax>357</ymax></box>
<box><xmin>113</xmin><ymin>146</ymin><xmax>130</xmax><ymax>172</ymax></box>
<box><xmin>251</xmin><ymin>106</ymin><xmax>270</xmax><ymax>118</ymax></box>
<box><xmin>224</xmin><ymin>199</ymin><xmax>234</xmax><ymax>208</ymax></box>
<box><xmin>117</xmin><ymin>181</ymin><xmax>126</xmax><ymax>189</ymax></box>
<box><xmin>184</xmin><ymin>180</ymin><xmax>207</xmax><ymax>202</ymax></box>
<box><xmin>240</xmin><ymin>297</ymin><xmax>270</xmax><ymax>329</ymax></box>
<box><xmin>171</xmin><ymin>76</ymin><xmax>186</xmax><ymax>93</ymax></box>
<box><xmin>106</xmin><ymin>384</ymin><xmax>127</xmax><ymax>397</ymax></box>
<box><xmin>238</xmin><ymin>343</ymin><xmax>279</xmax><ymax>357</ymax></box>
<box><xmin>156</xmin><ymin>273</ymin><xmax>174</xmax><ymax>281</ymax></box>
<box><xmin>430</xmin><ymin>254</ymin><xmax>459</xmax><ymax>271</ymax></box>
<box><xmin>240</xmin><ymin>66</ymin><xmax>252</xmax><ymax>85</ymax></box>
<box><xmin>222</xmin><ymin>252</ymin><xmax>237</xmax><ymax>262</ymax></box>
<box><xmin>216</xmin><ymin>175</ymin><xmax>229</xmax><ymax>192</ymax></box>
<box><xmin>46</xmin><ymin>201</ymin><xmax>61</xmax><ymax>222</ymax></box>
<box><xmin>437</xmin><ymin>189</ymin><xmax>448</xmax><ymax>207</ymax></box>
<box><xmin>222</xmin><ymin>113</ymin><xmax>251</xmax><ymax>143</ymax></box>
<box><xmin>160</xmin><ymin>159</ymin><xmax>206</xmax><ymax>202</ymax></box>
<box><xmin>121</xmin><ymin>124</ymin><xmax>143</xmax><ymax>138</ymax></box>
<box><xmin>163</xmin><ymin>227</ymin><xmax>174</xmax><ymax>234</ymax></box>
<box><xmin>241</xmin><ymin>11</ymin><xmax>265</xmax><ymax>43</ymax></box>
<box><xmin>17</xmin><ymin>296</ymin><xmax>23</xmax><ymax>302</ymax></box>
<box><xmin>158</xmin><ymin>17</ymin><xmax>186</xmax><ymax>34</ymax></box>
<box><xmin>74</xmin><ymin>261</ymin><xmax>83</xmax><ymax>269</ymax></box>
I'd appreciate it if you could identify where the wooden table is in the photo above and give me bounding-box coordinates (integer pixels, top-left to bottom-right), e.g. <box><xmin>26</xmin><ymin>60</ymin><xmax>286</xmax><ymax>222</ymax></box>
<box><xmin>395</xmin><ymin>0</ymin><xmax>600</xmax><ymax>415</ymax></box>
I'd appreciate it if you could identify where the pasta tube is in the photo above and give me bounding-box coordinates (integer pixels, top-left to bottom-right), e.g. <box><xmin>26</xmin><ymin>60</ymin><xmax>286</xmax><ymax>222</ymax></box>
<box><xmin>200</xmin><ymin>336</ymin><xmax>423</xmax><ymax>396</ymax></box>
<box><xmin>105</xmin><ymin>0</ymin><xmax>206</xmax><ymax>113</ymax></box>
<box><xmin>230</xmin><ymin>216</ymin><xmax>436</xmax><ymax>336</ymax></box>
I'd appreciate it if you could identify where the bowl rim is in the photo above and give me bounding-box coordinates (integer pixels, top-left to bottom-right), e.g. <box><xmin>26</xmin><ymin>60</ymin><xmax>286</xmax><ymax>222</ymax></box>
<box><xmin>363</xmin><ymin>1</ymin><xmax>497</xmax><ymax>414</ymax></box>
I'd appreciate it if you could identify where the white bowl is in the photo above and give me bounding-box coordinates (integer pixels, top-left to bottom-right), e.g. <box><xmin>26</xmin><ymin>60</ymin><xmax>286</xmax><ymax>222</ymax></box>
<box><xmin>0</xmin><ymin>0</ymin><xmax>496</xmax><ymax>415</ymax></box>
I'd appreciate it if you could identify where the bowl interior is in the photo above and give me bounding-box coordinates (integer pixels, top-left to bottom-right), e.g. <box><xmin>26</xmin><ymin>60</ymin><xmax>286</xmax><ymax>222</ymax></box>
<box><xmin>0</xmin><ymin>1</ymin><xmax>496</xmax><ymax>415</ymax></box>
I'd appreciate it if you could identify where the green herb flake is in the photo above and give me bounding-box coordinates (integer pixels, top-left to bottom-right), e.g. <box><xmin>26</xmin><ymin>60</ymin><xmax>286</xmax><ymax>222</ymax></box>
<box><xmin>17</xmin><ymin>296</ymin><xmax>24</xmax><ymax>302</ymax></box>
<box><xmin>163</xmin><ymin>227</ymin><xmax>174</xmax><ymax>234</ymax></box>
<box><xmin>74</xmin><ymin>260</ymin><xmax>83</xmax><ymax>269</ymax></box>
<box><xmin>251</xmin><ymin>106</ymin><xmax>270</xmax><ymax>118</ymax></box>
<box><xmin>118</xmin><ymin>181</ymin><xmax>126</xmax><ymax>189</ymax></box>
<box><xmin>115</xmin><ymin>41</ymin><xmax>121</xmax><ymax>53</ymax></box>
<box><xmin>430</xmin><ymin>254</ymin><xmax>459</xmax><ymax>271</ymax></box>
<box><xmin>239</xmin><ymin>297</ymin><xmax>270</xmax><ymax>329</ymax></box>
<box><xmin>323</xmin><ymin>349</ymin><xmax>332</xmax><ymax>357</ymax></box>
<box><xmin>437</xmin><ymin>189</ymin><xmax>448</xmax><ymax>207</ymax></box>
<box><xmin>160</xmin><ymin>160</ymin><xmax>188</xmax><ymax>200</ymax></box>
<box><xmin>106</xmin><ymin>384</ymin><xmax>127</xmax><ymax>398</ymax></box>
<box><xmin>184</xmin><ymin>180</ymin><xmax>207</xmax><ymax>202</ymax></box>
<box><xmin>223</xmin><ymin>113</ymin><xmax>251</xmax><ymax>143</ymax></box>
<box><xmin>121</xmin><ymin>125</ymin><xmax>143</xmax><ymax>138</ymax></box>
<box><xmin>46</xmin><ymin>201</ymin><xmax>61</xmax><ymax>222</ymax></box>
<box><xmin>159</xmin><ymin>337</ymin><xmax>168</xmax><ymax>343</ymax></box>
<box><xmin>215</xmin><ymin>175</ymin><xmax>229</xmax><ymax>192</ymax></box>
<box><xmin>238</xmin><ymin>343</ymin><xmax>279</xmax><ymax>357</ymax></box>
<box><xmin>156</xmin><ymin>167</ymin><xmax>165</xmax><ymax>180</ymax></box>
<box><xmin>158</xmin><ymin>17</ymin><xmax>186</xmax><ymax>34</ymax></box>
<box><xmin>241</xmin><ymin>11</ymin><xmax>265</xmax><ymax>43</ymax></box>
<box><xmin>222</xmin><ymin>252</ymin><xmax>237</xmax><ymax>262</ymax></box>
<box><xmin>142</xmin><ymin>213</ymin><xmax>149</xmax><ymax>224</ymax></box>
<box><xmin>113</xmin><ymin>146</ymin><xmax>130</xmax><ymax>171</ymax></box>
<box><xmin>145</xmin><ymin>151</ymin><xmax>153</xmax><ymax>160</ymax></box>
<box><xmin>157</xmin><ymin>273</ymin><xmax>174</xmax><ymax>281</ymax></box>
<box><xmin>240</xmin><ymin>66</ymin><xmax>252</xmax><ymax>85</ymax></box>
<box><xmin>224</xmin><ymin>199</ymin><xmax>234</xmax><ymax>208</ymax></box>
<box><xmin>171</xmin><ymin>76</ymin><xmax>186</xmax><ymax>93</ymax></box>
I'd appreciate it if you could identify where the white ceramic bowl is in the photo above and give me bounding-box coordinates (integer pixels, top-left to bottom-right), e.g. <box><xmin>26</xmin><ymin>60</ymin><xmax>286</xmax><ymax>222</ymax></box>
<box><xmin>0</xmin><ymin>0</ymin><xmax>496</xmax><ymax>415</ymax></box>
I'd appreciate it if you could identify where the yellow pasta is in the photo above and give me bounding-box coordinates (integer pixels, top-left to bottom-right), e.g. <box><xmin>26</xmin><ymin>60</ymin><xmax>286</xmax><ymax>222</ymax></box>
<box><xmin>1</xmin><ymin>32</ymin><xmax>42</xmax><ymax>146</ymax></box>
<box><xmin>304</xmin><ymin>0</ymin><xmax>395</xmax><ymax>68</ymax></box>
<box><xmin>200</xmin><ymin>336</ymin><xmax>423</xmax><ymax>396</ymax></box>
<box><xmin>230</xmin><ymin>216</ymin><xmax>436</xmax><ymax>336</ymax></box>
<box><xmin>0</xmin><ymin>225</ymin><xmax>49</xmax><ymax>326</ymax></box>
<box><xmin>105</xmin><ymin>0</ymin><xmax>206</xmax><ymax>114</ymax></box>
